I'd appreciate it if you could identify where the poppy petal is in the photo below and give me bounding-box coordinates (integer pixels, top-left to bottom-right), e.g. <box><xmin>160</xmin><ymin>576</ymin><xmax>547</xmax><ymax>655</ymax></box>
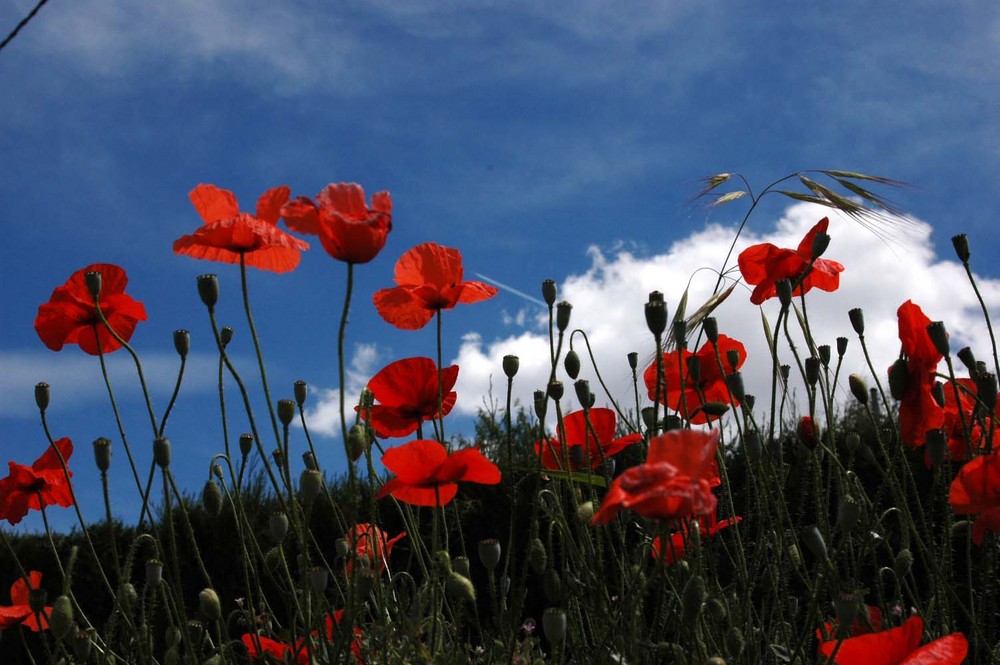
<box><xmin>381</xmin><ymin>440</ymin><xmax>449</xmax><ymax>484</ymax></box>
<box><xmin>189</xmin><ymin>184</ymin><xmax>239</xmax><ymax>224</ymax></box>
<box><xmin>255</xmin><ymin>185</ymin><xmax>291</xmax><ymax>226</ymax></box>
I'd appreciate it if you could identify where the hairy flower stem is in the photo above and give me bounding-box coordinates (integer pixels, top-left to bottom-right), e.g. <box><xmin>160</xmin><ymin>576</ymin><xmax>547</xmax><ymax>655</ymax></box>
<box><xmin>338</xmin><ymin>263</ymin><xmax>359</xmax><ymax>509</ymax></box>
<box><xmin>437</xmin><ymin>310</ymin><xmax>446</xmax><ymax>443</ymax></box>
<box><xmin>239</xmin><ymin>254</ymin><xmax>281</xmax><ymax>447</ymax></box>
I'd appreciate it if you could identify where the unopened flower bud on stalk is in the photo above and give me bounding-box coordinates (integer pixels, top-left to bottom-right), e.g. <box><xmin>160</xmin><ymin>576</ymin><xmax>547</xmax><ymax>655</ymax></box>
<box><xmin>85</xmin><ymin>270</ymin><xmax>103</xmax><ymax>298</ymax></box>
<box><xmin>556</xmin><ymin>301</ymin><xmax>572</xmax><ymax>332</ymax></box>
<box><xmin>805</xmin><ymin>357</ymin><xmax>820</xmax><ymax>387</ymax></box>
<box><xmin>299</xmin><ymin>469</ymin><xmax>323</xmax><ymax>505</ymax></box>
<box><xmin>542</xmin><ymin>607</ymin><xmax>567</xmax><ymax>644</ymax></box>
<box><xmin>50</xmin><ymin>594</ymin><xmax>74</xmax><ymax>639</ymax></box>
<box><xmin>533</xmin><ymin>390</ymin><xmax>548</xmax><ymax>421</ymax></box>
<box><xmin>563</xmin><ymin>350</ymin><xmax>580</xmax><ymax>379</ymax></box>
<box><xmin>294</xmin><ymin>380</ymin><xmax>308</xmax><ymax>406</ymax></box>
<box><xmin>153</xmin><ymin>437</ymin><xmax>171</xmax><ymax>468</ymax></box>
<box><xmin>202</xmin><ymin>479</ymin><xmax>223</xmax><ymax>517</ymax></box>
<box><xmin>197</xmin><ymin>274</ymin><xmax>219</xmax><ymax>308</ymax></box>
<box><xmin>220</xmin><ymin>326</ymin><xmax>234</xmax><ymax>346</ymax></box>
<box><xmin>931</xmin><ymin>381</ymin><xmax>945</xmax><ymax>408</ymax></box>
<box><xmin>726</xmin><ymin>372</ymin><xmax>745</xmax><ymax>402</ymax></box>
<box><xmin>503</xmin><ymin>354</ymin><xmax>520</xmax><ymax>379</ymax></box>
<box><xmin>703</xmin><ymin>316</ymin><xmax>719</xmax><ymax>343</ymax></box>
<box><xmin>199</xmin><ymin>588</ymin><xmax>221</xmax><ymax>622</ymax></box>
<box><xmin>346</xmin><ymin>424</ymin><xmax>369</xmax><ymax>462</ymax></box>
<box><xmin>541</xmin><ymin>279</ymin><xmax>557</xmax><ymax>306</ymax></box>
<box><xmin>34</xmin><ymin>382</ymin><xmax>50</xmax><ymax>412</ymax></box>
<box><xmin>811</xmin><ymin>231</ymin><xmax>831</xmax><ymax>259</ymax></box>
<box><xmin>776</xmin><ymin>279</ymin><xmax>793</xmax><ymax>308</ymax></box>
<box><xmin>818</xmin><ymin>345</ymin><xmax>831</xmax><ymax>368</ymax></box>
<box><xmin>836</xmin><ymin>336</ymin><xmax>848</xmax><ymax>357</ymax></box>
<box><xmin>627</xmin><ymin>351</ymin><xmax>638</xmax><ymax>370</ymax></box>
<box><xmin>269</xmin><ymin>512</ymin><xmax>288</xmax><ymax>541</ymax></box>
<box><xmin>547</xmin><ymin>380</ymin><xmax>564</xmax><ymax>401</ymax></box>
<box><xmin>173</xmin><ymin>330</ymin><xmax>190</xmax><ymax>358</ymax></box>
<box><xmin>926</xmin><ymin>321</ymin><xmax>950</xmax><ymax>356</ymax></box>
<box><xmin>726</xmin><ymin>349</ymin><xmax>741</xmax><ymax>373</ymax></box>
<box><xmin>952</xmin><ymin>233</ymin><xmax>970</xmax><ymax>263</ymax></box>
<box><xmin>682</xmin><ymin>575</ymin><xmax>706</xmax><ymax>628</ymax></box>
<box><xmin>848</xmin><ymin>308</ymin><xmax>865</xmax><ymax>335</ymax></box>
<box><xmin>672</xmin><ymin>319</ymin><xmax>687</xmax><ymax>349</ymax></box>
<box><xmin>888</xmin><ymin>359</ymin><xmax>910</xmax><ymax>400</ymax></box>
<box><xmin>848</xmin><ymin>374</ymin><xmax>868</xmax><ymax>404</ymax></box>
<box><xmin>685</xmin><ymin>356</ymin><xmax>701</xmax><ymax>383</ymax></box>
<box><xmin>645</xmin><ymin>301</ymin><xmax>667</xmax><ymax>337</ymax></box>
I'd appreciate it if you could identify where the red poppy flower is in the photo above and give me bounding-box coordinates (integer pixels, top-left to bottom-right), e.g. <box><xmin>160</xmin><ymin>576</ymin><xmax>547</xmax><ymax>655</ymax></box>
<box><xmin>817</xmin><ymin>616</ymin><xmax>967</xmax><ymax>664</ymax></box>
<box><xmin>34</xmin><ymin>264</ymin><xmax>148</xmax><ymax>355</ymax></box>
<box><xmin>376</xmin><ymin>439</ymin><xmax>501</xmax><ymax>507</ymax></box>
<box><xmin>534</xmin><ymin>408</ymin><xmax>642</xmax><ymax>471</ymax></box>
<box><xmin>592</xmin><ymin>428</ymin><xmax>719</xmax><ymax>525</ymax></box>
<box><xmin>0</xmin><ymin>438</ymin><xmax>74</xmax><ymax>525</ymax></box>
<box><xmin>933</xmin><ymin>378</ymin><xmax>996</xmax><ymax>465</ymax></box>
<box><xmin>895</xmin><ymin>301</ymin><xmax>945</xmax><ymax>448</ymax></box>
<box><xmin>651</xmin><ymin>512</ymin><xmax>742</xmax><ymax>566</ymax></box>
<box><xmin>373</xmin><ymin>242</ymin><xmax>498</xmax><ymax>330</ymax></box>
<box><xmin>643</xmin><ymin>335</ymin><xmax>747</xmax><ymax>424</ymax></box>
<box><xmin>174</xmin><ymin>184</ymin><xmax>309</xmax><ymax>273</ymax></box>
<box><xmin>949</xmin><ymin>452</ymin><xmax>1000</xmax><ymax>544</ymax></box>
<box><xmin>281</xmin><ymin>183</ymin><xmax>392</xmax><ymax>264</ymax></box>
<box><xmin>738</xmin><ymin>217</ymin><xmax>845</xmax><ymax>305</ymax></box>
<box><xmin>0</xmin><ymin>571</ymin><xmax>51</xmax><ymax>632</ymax></box>
<box><xmin>816</xmin><ymin>605</ymin><xmax>883</xmax><ymax>645</ymax></box>
<box><xmin>242</xmin><ymin>610</ymin><xmax>362</xmax><ymax>663</ymax></box>
<box><xmin>347</xmin><ymin>523</ymin><xmax>406</xmax><ymax>574</ymax></box>
<box><xmin>359</xmin><ymin>357</ymin><xmax>459</xmax><ymax>438</ymax></box>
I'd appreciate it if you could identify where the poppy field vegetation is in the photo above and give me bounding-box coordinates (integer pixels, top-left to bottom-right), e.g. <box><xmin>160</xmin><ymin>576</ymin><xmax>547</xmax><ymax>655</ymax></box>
<box><xmin>4</xmin><ymin>170</ymin><xmax>997</xmax><ymax>663</ymax></box>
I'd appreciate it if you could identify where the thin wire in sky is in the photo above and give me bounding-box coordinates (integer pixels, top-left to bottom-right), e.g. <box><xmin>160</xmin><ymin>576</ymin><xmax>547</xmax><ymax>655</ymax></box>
<box><xmin>0</xmin><ymin>0</ymin><xmax>50</xmax><ymax>53</ymax></box>
<box><xmin>474</xmin><ymin>273</ymin><xmax>548</xmax><ymax>308</ymax></box>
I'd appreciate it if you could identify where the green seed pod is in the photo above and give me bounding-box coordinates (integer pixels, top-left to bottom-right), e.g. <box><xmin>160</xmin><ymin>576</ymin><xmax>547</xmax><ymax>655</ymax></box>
<box><xmin>93</xmin><ymin>437</ymin><xmax>112</xmax><ymax>472</ymax></box>
<box><xmin>220</xmin><ymin>326</ymin><xmax>234</xmax><ymax>347</ymax></box>
<box><xmin>645</xmin><ymin>301</ymin><xmax>667</xmax><ymax>337</ymax></box>
<box><xmin>556</xmin><ymin>301</ymin><xmax>572</xmax><ymax>332</ymax></box>
<box><xmin>446</xmin><ymin>571</ymin><xmax>476</xmax><ymax>604</ymax></box>
<box><xmin>849</xmin><ymin>374</ymin><xmax>868</xmax><ymax>405</ymax></box>
<box><xmin>547</xmin><ymin>380</ymin><xmax>564</xmax><ymax>401</ymax></box>
<box><xmin>503</xmin><ymin>354</ymin><xmax>520</xmax><ymax>379</ymax></box>
<box><xmin>34</xmin><ymin>382</ymin><xmax>50</xmax><ymax>412</ymax></box>
<box><xmin>564</xmin><ymin>350</ymin><xmax>581</xmax><ymax>380</ymax></box>
<box><xmin>453</xmin><ymin>556</ymin><xmax>471</xmax><ymax>579</ymax></box>
<box><xmin>153</xmin><ymin>437</ymin><xmax>171</xmax><ymax>468</ymax></box>
<box><xmin>805</xmin><ymin>356</ymin><xmax>821</xmax><ymax>387</ymax></box>
<box><xmin>818</xmin><ymin>344</ymin><xmax>831</xmax><ymax>368</ymax></box>
<box><xmin>776</xmin><ymin>279</ymin><xmax>793</xmax><ymax>308</ymax></box>
<box><xmin>627</xmin><ymin>352</ymin><xmax>638</xmax><ymax>370</ymax></box>
<box><xmin>888</xmin><ymin>358</ymin><xmax>911</xmax><ymax>400</ymax></box>
<box><xmin>85</xmin><ymin>270</ymin><xmax>103</xmax><ymax>298</ymax></box>
<box><xmin>173</xmin><ymin>329</ymin><xmax>190</xmax><ymax>358</ymax></box>
<box><xmin>299</xmin><ymin>469</ymin><xmax>323</xmax><ymax>505</ymax></box>
<box><xmin>146</xmin><ymin>559</ymin><xmax>163</xmax><ymax>587</ymax></box>
<box><xmin>533</xmin><ymin>390</ymin><xmax>548</xmax><ymax>421</ymax></box>
<box><xmin>477</xmin><ymin>539</ymin><xmax>501</xmax><ymax>571</ymax></box>
<box><xmin>541</xmin><ymin>279</ymin><xmax>557</xmax><ymax>306</ymax></box>
<box><xmin>682</xmin><ymin>575</ymin><xmax>706</xmax><ymax>628</ymax></box>
<box><xmin>73</xmin><ymin>628</ymin><xmax>95</xmax><ymax>662</ymax></box>
<box><xmin>199</xmin><ymin>588</ymin><xmax>221</xmax><ymax>622</ymax></box>
<box><xmin>528</xmin><ymin>538</ymin><xmax>547</xmax><ymax>574</ymax></box>
<box><xmin>197</xmin><ymin>274</ymin><xmax>219</xmax><ymax>308</ymax></box>
<box><xmin>837</xmin><ymin>336</ymin><xmax>848</xmax><ymax>357</ymax></box>
<box><xmin>202</xmin><ymin>479</ymin><xmax>223</xmax><ymax>517</ymax></box>
<box><xmin>672</xmin><ymin>319</ymin><xmax>687</xmax><ymax>350</ymax></box>
<box><xmin>848</xmin><ymin>308</ymin><xmax>865</xmax><ymax>335</ymax></box>
<box><xmin>542</xmin><ymin>607</ymin><xmax>567</xmax><ymax>644</ymax></box>
<box><xmin>269</xmin><ymin>512</ymin><xmax>288</xmax><ymax>542</ymax></box>
<box><xmin>726</xmin><ymin>372</ymin><xmax>745</xmax><ymax>402</ymax></box>
<box><xmin>346</xmin><ymin>423</ymin><xmax>369</xmax><ymax>462</ymax></box>
<box><xmin>952</xmin><ymin>233</ymin><xmax>970</xmax><ymax>263</ymax></box>
<box><xmin>703</xmin><ymin>317</ymin><xmax>719</xmax><ymax>344</ymax></box>
<box><xmin>277</xmin><ymin>399</ymin><xmax>296</xmax><ymax>427</ymax></box>
<box><xmin>50</xmin><ymin>594</ymin><xmax>74</xmax><ymax>639</ymax></box>
<box><xmin>308</xmin><ymin>566</ymin><xmax>329</xmax><ymax>593</ymax></box>
<box><xmin>698</xmin><ymin>402</ymin><xmax>730</xmax><ymax>418</ymax></box>
<box><xmin>239</xmin><ymin>433</ymin><xmax>254</xmax><ymax>458</ymax></box>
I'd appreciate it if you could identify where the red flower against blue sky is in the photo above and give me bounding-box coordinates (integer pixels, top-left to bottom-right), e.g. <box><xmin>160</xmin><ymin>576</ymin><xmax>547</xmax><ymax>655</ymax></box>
<box><xmin>534</xmin><ymin>408</ymin><xmax>641</xmax><ymax>471</ymax></box>
<box><xmin>0</xmin><ymin>438</ymin><xmax>75</xmax><ymax>525</ymax></box>
<box><xmin>374</xmin><ymin>242</ymin><xmax>498</xmax><ymax>330</ymax></box>
<box><xmin>895</xmin><ymin>300</ymin><xmax>944</xmax><ymax>448</ymax></box>
<box><xmin>949</xmin><ymin>451</ymin><xmax>1000</xmax><ymax>545</ymax></box>
<box><xmin>35</xmin><ymin>264</ymin><xmax>147</xmax><ymax>355</ymax></box>
<box><xmin>174</xmin><ymin>183</ymin><xmax>309</xmax><ymax>273</ymax></box>
<box><xmin>360</xmin><ymin>357</ymin><xmax>458</xmax><ymax>438</ymax></box>
<box><xmin>281</xmin><ymin>182</ymin><xmax>392</xmax><ymax>264</ymax></box>
<box><xmin>376</xmin><ymin>439</ymin><xmax>500</xmax><ymax>507</ymax></box>
<box><xmin>738</xmin><ymin>217</ymin><xmax>844</xmax><ymax>305</ymax></box>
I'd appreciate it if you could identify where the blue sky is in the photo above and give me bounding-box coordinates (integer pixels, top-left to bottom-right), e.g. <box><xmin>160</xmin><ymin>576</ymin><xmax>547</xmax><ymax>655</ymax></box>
<box><xmin>2</xmin><ymin>1</ymin><xmax>998</xmax><ymax>532</ymax></box>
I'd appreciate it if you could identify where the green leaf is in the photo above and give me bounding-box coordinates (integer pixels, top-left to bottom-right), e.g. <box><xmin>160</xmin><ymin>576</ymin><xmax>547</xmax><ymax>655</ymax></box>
<box><xmin>540</xmin><ymin>469</ymin><xmax>609</xmax><ymax>488</ymax></box>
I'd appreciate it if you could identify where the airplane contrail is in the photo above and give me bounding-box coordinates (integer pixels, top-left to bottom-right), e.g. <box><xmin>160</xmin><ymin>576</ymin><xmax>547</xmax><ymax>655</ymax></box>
<box><xmin>474</xmin><ymin>272</ymin><xmax>548</xmax><ymax>308</ymax></box>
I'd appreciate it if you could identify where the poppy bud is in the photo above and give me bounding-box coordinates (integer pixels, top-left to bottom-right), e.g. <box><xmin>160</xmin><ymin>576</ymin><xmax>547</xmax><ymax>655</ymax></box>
<box><xmin>837</xmin><ymin>495</ymin><xmax>861</xmax><ymax>532</ymax></box>
<box><xmin>93</xmin><ymin>437</ymin><xmax>112</xmax><ymax>472</ymax></box>
<box><xmin>682</xmin><ymin>574</ymin><xmax>706</xmax><ymax>628</ymax></box>
<box><xmin>811</xmin><ymin>231</ymin><xmax>831</xmax><ymax>259</ymax></box>
<box><xmin>743</xmin><ymin>394</ymin><xmax>755</xmax><ymax>411</ymax></box>
<box><xmin>573</xmin><ymin>379</ymin><xmax>591</xmax><ymax>407</ymax></box>
<box><xmin>802</xmin><ymin>525</ymin><xmax>828</xmax><ymax>561</ymax></box>
<box><xmin>894</xmin><ymin>548</ymin><xmax>913</xmax><ymax>578</ymax></box>
<box><xmin>542</xmin><ymin>607</ymin><xmax>567</xmax><ymax>644</ymax></box>
<box><xmin>202</xmin><ymin>479</ymin><xmax>223</xmax><ymax>517</ymax></box>
<box><xmin>926</xmin><ymin>428</ymin><xmax>947</xmax><ymax>465</ymax></box>
<box><xmin>536</xmin><ymin>568</ymin><xmax>561</xmax><ymax>605</ymax></box>
<box><xmin>627</xmin><ymin>352</ymin><xmax>638</xmax><ymax>370</ymax></box>
<box><xmin>50</xmin><ymin>594</ymin><xmax>74</xmax><ymax>639</ymax></box>
<box><xmin>533</xmin><ymin>390</ymin><xmax>548</xmax><ymax>421</ymax></box>
<box><xmin>564</xmin><ymin>350</ymin><xmax>581</xmax><ymax>379</ymax></box>
<box><xmin>848</xmin><ymin>308</ymin><xmax>865</xmax><ymax>335</ymax></box>
<box><xmin>640</xmin><ymin>407</ymin><xmax>658</xmax><ymax>431</ymax></box>
<box><xmin>703</xmin><ymin>317</ymin><xmax>719</xmax><ymax>344</ymax></box>
<box><xmin>300</xmin><ymin>469</ymin><xmax>323</xmax><ymax>505</ymax></box>
<box><xmin>271</xmin><ymin>448</ymin><xmax>284</xmax><ymax>470</ymax></box>
<box><xmin>503</xmin><ymin>354</ymin><xmax>520</xmax><ymax>379</ymax></box>
<box><xmin>453</xmin><ymin>555</ymin><xmax>471</xmax><ymax>579</ymax></box>
<box><xmin>805</xmin><ymin>357</ymin><xmax>820</xmax><ymax>387</ymax></box>
<box><xmin>955</xmin><ymin>347</ymin><xmax>977</xmax><ymax>375</ymax></box>
<box><xmin>73</xmin><ymin>628</ymin><xmax>94</xmax><ymax>662</ymax></box>
<box><xmin>478</xmin><ymin>539</ymin><xmax>501</xmax><ymax>571</ymax></box>
<box><xmin>818</xmin><ymin>345</ymin><xmax>831</xmax><ymax>368</ymax></box>
<box><xmin>685</xmin><ymin>356</ymin><xmax>701</xmax><ymax>383</ymax></box>
<box><xmin>443</xmin><ymin>571</ymin><xmax>475</xmax><ymax>605</ymax></box>
<box><xmin>645</xmin><ymin>301</ymin><xmax>667</xmax><ymax>337</ymax></box>
<box><xmin>926</xmin><ymin>321</ymin><xmax>950</xmax><ymax>357</ymax></box>
<box><xmin>743</xmin><ymin>430</ymin><xmax>761</xmax><ymax>464</ymax></box>
<box><xmin>239</xmin><ymin>433</ymin><xmax>254</xmax><ymax>458</ymax></box>
<box><xmin>269</xmin><ymin>512</ymin><xmax>288</xmax><ymax>541</ymax></box>
<box><xmin>173</xmin><ymin>330</ymin><xmax>190</xmax><ymax>358</ymax></box>
<box><xmin>302</xmin><ymin>451</ymin><xmax>318</xmax><ymax>471</ymax></box>
<box><xmin>727</xmin><ymin>626</ymin><xmax>746</xmax><ymax>659</ymax></box>
<box><xmin>576</xmin><ymin>500</ymin><xmax>595</xmax><ymax>523</ymax></box>
<box><xmin>117</xmin><ymin>582</ymin><xmax>137</xmax><ymax>611</ymax></box>
<box><xmin>725</xmin><ymin>372</ymin><xmax>745</xmax><ymax>402</ymax></box>
<box><xmin>199</xmin><ymin>588</ymin><xmax>221</xmax><ymax>622</ymax></box>
<box><xmin>294</xmin><ymin>380</ymin><xmax>308</xmax><ymax>406</ymax></box>
<box><xmin>798</xmin><ymin>417</ymin><xmax>819</xmax><ymax>450</ymax></box>
<box><xmin>541</xmin><ymin>279</ymin><xmax>557</xmax><ymax>306</ymax></box>
<box><xmin>146</xmin><ymin>559</ymin><xmax>163</xmax><ymax>587</ymax></box>
<box><xmin>186</xmin><ymin>620</ymin><xmax>205</xmax><ymax>651</ymax></box>
<box><xmin>83</xmin><ymin>270</ymin><xmax>103</xmax><ymax>299</ymax></box>
<box><xmin>726</xmin><ymin>349</ymin><xmax>741</xmax><ymax>373</ymax></box>
<box><xmin>556</xmin><ymin>302</ymin><xmax>572</xmax><ymax>332</ymax></box>
<box><xmin>888</xmin><ymin>358</ymin><xmax>910</xmax><ymax>400</ymax></box>
<box><xmin>779</xmin><ymin>364</ymin><xmax>790</xmax><ymax>386</ymax></box>
<box><xmin>346</xmin><ymin>423</ymin><xmax>369</xmax><ymax>462</ymax></box>
<box><xmin>776</xmin><ymin>279</ymin><xmax>793</xmax><ymax>308</ymax></box>
<box><xmin>528</xmin><ymin>538</ymin><xmax>547</xmax><ymax>574</ymax></box>
<box><xmin>277</xmin><ymin>399</ymin><xmax>296</xmax><ymax>427</ymax></box>
<box><xmin>836</xmin><ymin>336</ymin><xmax>848</xmax><ymax>357</ymax></box>
<box><xmin>648</xmin><ymin>290</ymin><xmax>665</xmax><ymax>303</ymax></box>
<box><xmin>697</xmin><ymin>402</ymin><xmax>730</xmax><ymax>418</ymax></box>
<box><xmin>932</xmin><ymin>381</ymin><xmax>945</xmax><ymax>408</ymax></box>
<box><xmin>672</xmin><ymin>319</ymin><xmax>687</xmax><ymax>349</ymax></box>
<box><xmin>197</xmin><ymin>274</ymin><xmax>219</xmax><ymax>308</ymax></box>
<box><xmin>547</xmin><ymin>380</ymin><xmax>564</xmax><ymax>401</ymax></box>
<box><xmin>707</xmin><ymin>657</ymin><xmax>727</xmax><ymax>665</ymax></box>
<box><xmin>308</xmin><ymin>566</ymin><xmax>328</xmax><ymax>593</ymax></box>
<box><xmin>706</xmin><ymin>596</ymin><xmax>727</xmax><ymax>623</ymax></box>
<box><xmin>975</xmin><ymin>372</ymin><xmax>998</xmax><ymax>411</ymax></box>
<box><xmin>952</xmin><ymin>233</ymin><xmax>970</xmax><ymax>263</ymax></box>
<box><xmin>848</xmin><ymin>374</ymin><xmax>868</xmax><ymax>404</ymax></box>
<box><xmin>220</xmin><ymin>325</ymin><xmax>234</xmax><ymax>347</ymax></box>
<box><xmin>153</xmin><ymin>437</ymin><xmax>171</xmax><ymax>468</ymax></box>
<box><xmin>832</xmin><ymin>593</ymin><xmax>858</xmax><ymax>636</ymax></box>
<box><xmin>34</xmin><ymin>382</ymin><xmax>50</xmax><ymax>412</ymax></box>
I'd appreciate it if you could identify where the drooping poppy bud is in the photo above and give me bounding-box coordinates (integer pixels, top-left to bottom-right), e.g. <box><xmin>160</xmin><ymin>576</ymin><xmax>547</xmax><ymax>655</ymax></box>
<box><xmin>153</xmin><ymin>437</ymin><xmax>171</xmax><ymax>468</ymax></box>
<box><xmin>564</xmin><ymin>350</ymin><xmax>580</xmax><ymax>379</ymax></box>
